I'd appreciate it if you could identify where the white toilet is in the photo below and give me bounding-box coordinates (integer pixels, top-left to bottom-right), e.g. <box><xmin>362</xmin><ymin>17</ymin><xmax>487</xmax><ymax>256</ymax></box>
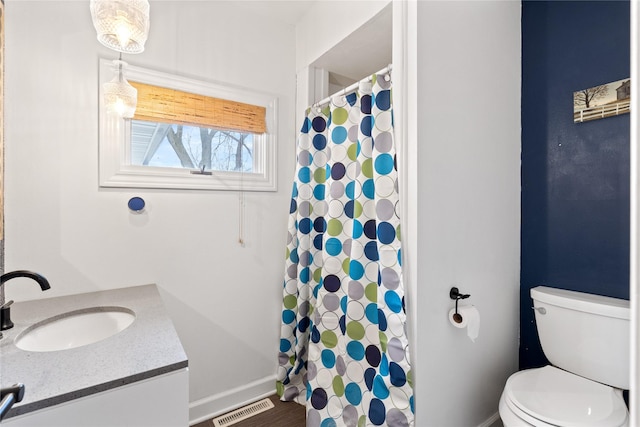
<box><xmin>499</xmin><ymin>286</ymin><xmax>630</xmax><ymax>426</ymax></box>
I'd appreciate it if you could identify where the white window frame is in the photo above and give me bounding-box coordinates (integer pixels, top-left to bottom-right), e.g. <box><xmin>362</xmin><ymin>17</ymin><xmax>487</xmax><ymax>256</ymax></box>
<box><xmin>98</xmin><ymin>58</ymin><xmax>278</xmax><ymax>191</ymax></box>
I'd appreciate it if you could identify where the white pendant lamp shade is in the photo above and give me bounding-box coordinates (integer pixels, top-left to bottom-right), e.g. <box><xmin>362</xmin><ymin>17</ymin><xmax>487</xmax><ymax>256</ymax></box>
<box><xmin>103</xmin><ymin>60</ymin><xmax>137</xmax><ymax>118</ymax></box>
<box><xmin>90</xmin><ymin>0</ymin><xmax>150</xmax><ymax>54</ymax></box>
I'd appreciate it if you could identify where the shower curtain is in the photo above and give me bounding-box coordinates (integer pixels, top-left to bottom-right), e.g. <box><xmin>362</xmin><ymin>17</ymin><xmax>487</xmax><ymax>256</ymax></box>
<box><xmin>277</xmin><ymin>71</ymin><xmax>414</xmax><ymax>427</ymax></box>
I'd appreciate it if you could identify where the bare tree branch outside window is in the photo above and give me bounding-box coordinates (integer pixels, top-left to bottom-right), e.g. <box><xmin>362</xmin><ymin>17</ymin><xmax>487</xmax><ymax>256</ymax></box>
<box><xmin>132</xmin><ymin>120</ymin><xmax>255</xmax><ymax>172</ymax></box>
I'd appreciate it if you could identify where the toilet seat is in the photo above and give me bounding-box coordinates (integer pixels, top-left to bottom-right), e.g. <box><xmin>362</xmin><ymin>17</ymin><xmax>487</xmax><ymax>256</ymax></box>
<box><xmin>503</xmin><ymin>366</ymin><xmax>628</xmax><ymax>427</ymax></box>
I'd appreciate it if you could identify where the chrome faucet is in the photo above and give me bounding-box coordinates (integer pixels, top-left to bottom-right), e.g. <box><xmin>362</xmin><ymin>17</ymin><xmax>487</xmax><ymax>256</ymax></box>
<box><xmin>0</xmin><ymin>270</ymin><xmax>51</xmax><ymax>331</ymax></box>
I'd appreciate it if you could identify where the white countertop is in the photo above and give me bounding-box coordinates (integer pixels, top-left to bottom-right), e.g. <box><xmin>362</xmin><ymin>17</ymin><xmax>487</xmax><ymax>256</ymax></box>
<box><xmin>0</xmin><ymin>284</ymin><xmax>188</xmax><ymax>419</ymax></box>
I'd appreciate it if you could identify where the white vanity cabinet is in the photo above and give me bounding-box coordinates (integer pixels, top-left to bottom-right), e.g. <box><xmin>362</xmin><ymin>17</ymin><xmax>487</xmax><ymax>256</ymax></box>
<box><xmin>3</xmin><ymin>368</ymin><xmax>188</xmax><ymax>426</ymax></box>
<box><xmin>1</xmin><ymin>285</ymin><xmax>189</xmax><ymax>426</ymax></box>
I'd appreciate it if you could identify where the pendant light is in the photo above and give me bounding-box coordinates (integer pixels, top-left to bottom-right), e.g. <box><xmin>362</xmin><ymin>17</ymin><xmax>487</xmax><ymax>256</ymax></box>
<box><xmin>90</xmin><ymin>0</ymin><xmax>150</xmax><ymax>54</ymax></box>
<box><xmin>90</xmin><ymin>0</ymin><xmax>149</xmax><ymax>118</ymax></box>
<box><xmin>103</xmin><ymin>59</ymin><xmax>137</xmax><ymax>119</ymax></box>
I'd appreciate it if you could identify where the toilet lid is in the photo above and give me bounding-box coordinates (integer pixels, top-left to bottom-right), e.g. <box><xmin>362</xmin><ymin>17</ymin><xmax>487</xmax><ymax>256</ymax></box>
<box><xmin>505</xmin><ymin>366</ymin><xmax>628</xmax><ymax>427</ymax></box>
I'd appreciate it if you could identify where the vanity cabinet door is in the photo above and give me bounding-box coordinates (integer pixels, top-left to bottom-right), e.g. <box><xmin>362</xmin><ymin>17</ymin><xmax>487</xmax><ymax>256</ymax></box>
<box><xmin>2</xmin><ymin>368</ymin><xmax>189</xmax><ymax>427</ymax></box>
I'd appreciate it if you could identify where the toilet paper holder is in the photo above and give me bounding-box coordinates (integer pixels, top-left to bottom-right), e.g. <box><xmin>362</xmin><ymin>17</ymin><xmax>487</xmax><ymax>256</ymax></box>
<box><xmin>450</xmin><ymin>287</ymin><xmax>470</xmax><ymax>323</ymax></box>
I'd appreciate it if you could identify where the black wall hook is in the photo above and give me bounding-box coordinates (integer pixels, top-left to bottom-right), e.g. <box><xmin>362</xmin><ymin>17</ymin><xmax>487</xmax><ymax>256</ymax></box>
<box><xmin>450</xmin><ymin>287</ymin><xmax>471</xmax><ymax>323</ymax></box>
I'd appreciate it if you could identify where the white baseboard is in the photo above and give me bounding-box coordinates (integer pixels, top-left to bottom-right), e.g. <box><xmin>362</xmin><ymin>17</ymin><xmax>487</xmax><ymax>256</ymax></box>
<box><xmin>188</xmin><ymin>375</ymin><xmax>277</xmax><ymax>425</ymax></box>
<box><xmin>190</xmin><ymin>384</ymin><xmax>501</xmax><ymax>427</ymax></box>
<box><xmin>478</xmin><ymin>411</ymin><xmax>502</xmax><ymax>427</ymax></box>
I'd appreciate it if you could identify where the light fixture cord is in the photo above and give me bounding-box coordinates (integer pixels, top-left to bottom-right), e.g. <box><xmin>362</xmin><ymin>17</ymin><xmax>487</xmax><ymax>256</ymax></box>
<box><xmin>117</xmin><ymin>53</ymin><xmax>123</xmax><ymax>81</ymax></box>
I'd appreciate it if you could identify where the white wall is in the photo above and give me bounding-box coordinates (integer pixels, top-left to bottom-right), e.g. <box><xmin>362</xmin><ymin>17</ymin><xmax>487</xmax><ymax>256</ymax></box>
<box><xmin>294</xmin><ymin>0</ymin><xmax>390</xmax><ymax>73</ymax></box>
<box><xmin>294</xmin><ymin>0</ymin><xmax>390</xmax><ymax>126</ymax></box>
<box><xmin>5</xmin><ymin>0</ymin><xmax>522</xmax><ymax>425</ymax></box>
<box><xmin>4</xmin><ymin>1</ymin><xmax>296</xmax><ymax>423</ymax></box>
<box><xmin>410</xmin><ymin>1</ymin><xmax>521</xmax><ymax>425</ymax></box>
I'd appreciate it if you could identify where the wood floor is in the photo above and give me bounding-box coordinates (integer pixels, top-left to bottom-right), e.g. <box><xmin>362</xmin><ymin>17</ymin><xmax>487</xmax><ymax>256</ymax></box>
<box><xmin>193</xmin><ymin>395</ymin><xmax>306</xmax><ymax>427</ymax></box>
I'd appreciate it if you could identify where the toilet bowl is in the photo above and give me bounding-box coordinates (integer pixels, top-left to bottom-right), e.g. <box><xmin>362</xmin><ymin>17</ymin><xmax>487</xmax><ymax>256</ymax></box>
<box><xmin>499</xmin><ymin>286</ymin><xmax>630</xmax><ymax>427</ymax></box>
<box><xmin>499</xmin><ymin>366</ymin><xmax>628</xmax><ymax>427</ymax></box>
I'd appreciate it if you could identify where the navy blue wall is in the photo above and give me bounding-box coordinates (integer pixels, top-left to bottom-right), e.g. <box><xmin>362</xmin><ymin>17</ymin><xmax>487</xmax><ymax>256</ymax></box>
<box><xmin>521</xmin><ymin>1</ymin><xmax>630</xmax><ymax>369</ymax></box>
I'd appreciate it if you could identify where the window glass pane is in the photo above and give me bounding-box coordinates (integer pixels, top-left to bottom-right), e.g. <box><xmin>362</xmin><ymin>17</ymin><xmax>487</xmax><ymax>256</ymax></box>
<box><xmin>130</xmin><ymin>120</ymin><xmax>256</xmax><ymax>173</ymax></box>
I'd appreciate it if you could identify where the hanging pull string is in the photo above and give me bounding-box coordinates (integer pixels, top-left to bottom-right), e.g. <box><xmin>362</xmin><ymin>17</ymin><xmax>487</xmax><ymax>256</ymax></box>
<box><xmin>238</xmin><ymin>166</ymin><xmax>245</xmax><ymax>247</ymax></box>
<box><xmin>238</xmin><ymin>189</ymin><xmax>245</xmax><ymax>246</ymax></box>
<box><xmin>311</xmin><ymin>64</ymin><xmax>392</xmax><ymax>111</ymax></box>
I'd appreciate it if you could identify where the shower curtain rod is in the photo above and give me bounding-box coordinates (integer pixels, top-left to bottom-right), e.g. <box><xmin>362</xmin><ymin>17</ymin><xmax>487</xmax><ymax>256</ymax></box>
<box><xmin>312</xmin><ymin>64</ymin><xmax>393</xmax><ymax>109</ymax></box>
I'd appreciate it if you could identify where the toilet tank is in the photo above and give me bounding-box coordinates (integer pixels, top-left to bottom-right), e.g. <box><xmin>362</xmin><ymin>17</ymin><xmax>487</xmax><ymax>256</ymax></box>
<box><xmin>531</xmin><ymin>286</ymin><xmax>629</xmax><ymax>390</ymax></box>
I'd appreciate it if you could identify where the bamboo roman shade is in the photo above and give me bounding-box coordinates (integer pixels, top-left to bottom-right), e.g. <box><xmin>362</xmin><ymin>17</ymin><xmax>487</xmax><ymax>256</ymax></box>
<box><xmin>129</xmin><ymin>81</ymin><xmax>267</xmax><ymax>134</ymax></box>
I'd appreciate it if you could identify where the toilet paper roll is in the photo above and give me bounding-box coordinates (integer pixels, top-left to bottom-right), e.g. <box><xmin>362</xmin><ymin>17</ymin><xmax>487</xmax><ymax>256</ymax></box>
<box><xmin>449</xmin><ymin>305</ymin><xmax>480</xmax><ymax>342</ymax></box>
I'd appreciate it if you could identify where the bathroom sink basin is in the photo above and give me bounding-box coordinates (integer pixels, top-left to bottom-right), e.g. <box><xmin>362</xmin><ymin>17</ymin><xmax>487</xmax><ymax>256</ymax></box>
<box><xmin>15</xmin><ymin>306</ymin><xmax>135</xmax><ymax>352</ymax></box>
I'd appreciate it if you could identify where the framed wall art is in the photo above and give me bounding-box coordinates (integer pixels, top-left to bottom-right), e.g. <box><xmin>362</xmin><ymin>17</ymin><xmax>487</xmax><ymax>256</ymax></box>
<box><xmin>574</xmin><ymin>78</ymin><xmax>630</xmax><ymax>123</ymax></box>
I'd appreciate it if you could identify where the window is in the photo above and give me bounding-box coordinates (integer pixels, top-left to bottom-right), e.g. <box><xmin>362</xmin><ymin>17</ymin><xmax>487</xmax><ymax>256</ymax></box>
<box><xmin>98</xmin><ymin>59</ymin><xmax>278</xmax><ymax>191</ymax></box>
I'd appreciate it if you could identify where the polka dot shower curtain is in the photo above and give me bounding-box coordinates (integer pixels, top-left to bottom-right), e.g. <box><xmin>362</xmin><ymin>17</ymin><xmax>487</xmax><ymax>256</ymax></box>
<box><xmin>276</xmin><ymin>71</ymin><xmax>414</xmax><ymax>427</ymax></box>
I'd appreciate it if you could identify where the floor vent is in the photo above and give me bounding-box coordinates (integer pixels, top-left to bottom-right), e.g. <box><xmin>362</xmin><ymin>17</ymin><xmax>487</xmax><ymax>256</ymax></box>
<box><xmin>212</xmin><ymin>398</ymin><xmax>275</xmax><ymax>427</ymax></box>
